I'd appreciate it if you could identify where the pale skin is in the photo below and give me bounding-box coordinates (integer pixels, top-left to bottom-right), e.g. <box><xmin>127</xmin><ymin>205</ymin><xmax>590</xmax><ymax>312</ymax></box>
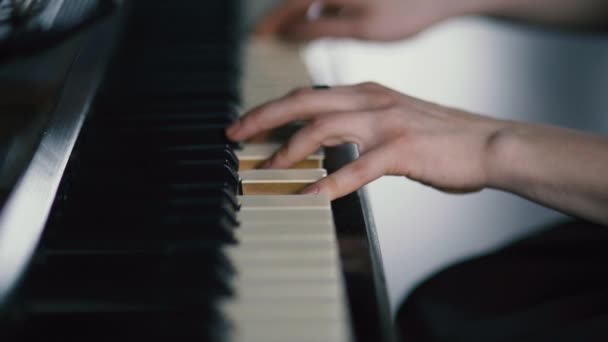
<box><xmin>255</xmin><ymin>0</ymin><xmax>608</xmax><ymax>41</ymax></box>
<box><xmin>228</xmin><ymin>0</ymin><xmax>608</xmax><ymax>225</ymax></box>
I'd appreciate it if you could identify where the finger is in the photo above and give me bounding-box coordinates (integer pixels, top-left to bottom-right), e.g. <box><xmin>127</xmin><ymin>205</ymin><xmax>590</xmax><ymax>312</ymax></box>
<box><xmin>301</xmin><ymin>145</ymin><xmax>390</xmax><ymax>200</ymax></box>
<box><xmin>255</xmin><ymin>0</ymin><xmax>313</xmax><ymax>36</ymax></box>
<box><xmin>266</xmin><ymin>111</ymin><xmax>372</xmax><ymax>169</ymax></box>
<box><xmin>247</xmin><ymin>131</ymin><xmax>273</xmax><ymax>143</ymax></box>
<box><xmin>283</xmin><ymin>16</ymin><xmax>362</xmax><ymax>41</ymax></box>
<box><xmin>226</xmin><ymin>86</ymin><xmax>373</xmax><ymax>141</ymax></box>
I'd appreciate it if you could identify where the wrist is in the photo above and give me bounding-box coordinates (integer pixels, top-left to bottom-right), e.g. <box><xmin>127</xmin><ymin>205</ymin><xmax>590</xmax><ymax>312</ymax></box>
<box><xmin>483</xmin><ymin>120</ymin><xmax>523</xmax><ymax>191</ymax></box>
<box><xmin>452</xmin><ymin>0</ymin><xmax>519</xmax><ymax>16</ymax></box>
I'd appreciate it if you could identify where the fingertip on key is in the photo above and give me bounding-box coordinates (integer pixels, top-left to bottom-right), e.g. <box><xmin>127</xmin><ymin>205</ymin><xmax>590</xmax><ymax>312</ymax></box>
<box><xmin>300</xmin><ymin>185</ymin><xmax>320</xmax><ymax>195</ymax></box>
<box><xmin>260</xmin><ymin>159</ymin><xmax>274</xmax><ymax>169</ymax></box>
<box><xmin>226</xmin><ymin>120</ymin><xmax>241</xmax><ymax>140</ymax></box>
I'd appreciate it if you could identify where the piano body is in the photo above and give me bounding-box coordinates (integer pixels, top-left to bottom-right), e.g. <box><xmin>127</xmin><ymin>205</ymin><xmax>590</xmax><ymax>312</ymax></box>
<box><xmin>0</xmin><ymin>1</ymin><xmax>394</xmax><ymax>341</ymax></box>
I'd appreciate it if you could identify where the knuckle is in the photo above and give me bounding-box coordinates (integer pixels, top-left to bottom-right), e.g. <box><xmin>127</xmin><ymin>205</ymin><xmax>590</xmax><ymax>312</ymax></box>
<box><xmin>309</xmin><ymin>117</ymin><xmax>332</xmax><ymax>136</ymax></box>
<box><xmin>371</xmin><ymin>91</ymin><xmax>399</xmax><ymax>108</ymax></box>
<box><xmin>357</xmin><ymin>82</ymin><xmax>396</xmax><ymax>106</ymax></box>
<box><xmin>288</xmin><ymin>86</ymin><xmax>311</xmax><ymax>99</ymax></box>
<box><xmin>356</xmin><ymin>81</ymin><xmax>382</xmax><ymax>91</ymax></box>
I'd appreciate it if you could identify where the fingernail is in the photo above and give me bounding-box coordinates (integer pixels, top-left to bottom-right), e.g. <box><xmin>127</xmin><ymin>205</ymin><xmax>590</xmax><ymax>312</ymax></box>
<box><xmin>226</xmin><ymin>120</ymin><xmax>241</xmax><ymax>138</ymax></box>
<box><xmin>300</xmin><ymin>185</ymin><xmax>320</xmax><ymax>195</ymax></box>
<box><xmin>306</xmin><ymin>0</ymin><xmax>323</xmax><ymax>21</ymax></box>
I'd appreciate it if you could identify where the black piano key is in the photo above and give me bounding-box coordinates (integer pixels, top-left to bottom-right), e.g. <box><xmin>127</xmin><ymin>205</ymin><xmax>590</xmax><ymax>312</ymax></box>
<box><xmin>102</xmin><ymin>69</ymin><xmax>240</xmax><ymax>93</ymax></box>
<box><xmin>66</xmin><ymin>182</ymin><xmax>240</xmax><ymax>211</ymax></box>
<box><xmin>94</xmin><ymin>99</ymin><xmax>241</xmax><ymax>119</ymax></box>
<box><xmin>16</xmin><ymin>309</ymin><xmax>228</xmax><ymax>342</ymax></box>
<box><xmin>159</xmin><ymin>145</ymin><xmax>239</xmax><ymax>167</ymax></box>
<box><xmin>47</xmin><ymin>201</ymin><xmax>239</xmax><ymax>240</ymax></box>
<box><xmin>114</xmin><ymin>81</ymin><xmax>240</xmax><ymax>100</ymax></box>
<box><xmin>73</xmin><ymin>138</ymin><xmax>240</xmax><ymax>171</ymax></box>
<box><xmin>22</xmin><ymin>251</ymin><xmax>233</xmax><ymax>301</ymax></box>
<box><xmin>44</xmin><ymin>230</ymin><xmax>237</xmax><ymax>252</ymax></box>
<box><xmin>105</xmin><ymin>112</ymin><xmax>237</xmax><ymax>127</ymax></box>
<box><xmin>76</xmin><ymin>162</ymin><xmax>240</xmax><ymax>190</ymax></box>
<box><xmin>99</xmin><ymin>88</ymin><xmax>239</xmax><ymax>105</ymax></box>
<box><xmin>112</xmin><ymin>48</ymin><xmax>242</xmax><ymax>66</ymax></box>
<box><xmin>113</xmin><ymin>47</ymin><xmax>241</xmax><ymax>69</ymax></box>
<box><xmin>108</xmin><ymin>124</ymin><xmax>236</xmax><ymax>148</ymax></box>
<box><xmin>124</xmin><ymin>20</ymin><xmax>239</xmax><ymax>39</ymax></box>
<box><xmin>94</xmin><ymin>97</ymin><xmax>241</xmax><ymax>116</ymax></box>
<box><xmin>11</xmin><ymin>0</ymin><xmax>249</xmax><ymax>340</ymax></box>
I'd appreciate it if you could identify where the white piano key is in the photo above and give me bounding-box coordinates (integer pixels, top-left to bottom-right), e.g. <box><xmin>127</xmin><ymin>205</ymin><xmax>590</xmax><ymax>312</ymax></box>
<box><xmin>240</xmin><ymin>169</ymin><xmax>327</xmax><ymax>195</ymax></box>
<box><xmin>238</xmin><ymin>194</ymin><xmax>331</xmax><ymax>210</ymax></box>
<box><xmin>236</xmin><ymin>143</ymin><xmax>324</xmax><ymax>170</ymax></box>
<box><xmin>229</xmin><ymin>37</ymin><xmax>354</xmax><ymax>342</ymax></box>
<box><xmin>230</xmin><ymin>266</ymin><xmax>340</xmax><ymax>281</ymax></box>
<box><xmin>235</xmin><ymin>229</ymin><xmax>334</xmax><ymax>240</ymax></box>
<box><xmin>230</xmin><ymin>257</ymin><xmax>337</xmax><ymax>269</ymax></box>
<box><xmin>234</xmin><ymin>239</ymin><xmax>336</xmax><ymax>251</ymax></box>
<box><xmin>230</xmin><ymin>283</ymin><xmax>343</xmax><ymax>300</ymax></box>
<box><xmin>224</xmin><ymin>299</ymin><xmax>347</xmax><ymax>320</ymax></box>
<box><xmin>236</xmin><ymin>143</ymin><xmax>324</xmax><ymax>161</ymax></box>
<box><xmin>230</xmin><ymin>248</ymin><xmax>341</xmax><ymax>269</ymax></box>
<box><xmin>242</xmin><ymin>38</ymin><xmax>313</xmax><ymax>111</ymax></box>
<box><xmin>228</xmin><ymin>246</ymin><xmax>338</xmax><ymax>259</ymax></box>
<box><xmin>225</xmin><ymin>248</ymin><xmax>337</xmax><ymax>262</ymax></box>
<box><xmin>237</xmin><ymin>209</ymin><xmax>333</xmax><ymax>223</ymax></box>
<box><xmin>231</xmin><ymin>320</ymin><xmax>350</xmax><ymax>342</ymax></box>
<box><xmin>234</xmin><ymin>232</ymin><xmax>334</xmax><ymax>243</ymax></box>
<box><xmin>240</xmin><ymin>169</ymin><xmax>327</xmax><ymax>183</ymax></box>
<box><xmin>237</xmin><ymin>221</ymin><xmax>334</xmax><ymax>232</ymax></box>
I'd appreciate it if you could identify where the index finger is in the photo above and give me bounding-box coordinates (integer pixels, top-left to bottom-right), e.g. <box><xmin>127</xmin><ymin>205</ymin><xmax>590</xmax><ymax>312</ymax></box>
<box><xmin>226</xmin><ymin>86</ymin><xmax>370</xmax><ymax>141</ymax></box>
<box><xmin>255</xmin><ymin>0</ymin><xmax>313</xmax><ymax>36</ymax></box>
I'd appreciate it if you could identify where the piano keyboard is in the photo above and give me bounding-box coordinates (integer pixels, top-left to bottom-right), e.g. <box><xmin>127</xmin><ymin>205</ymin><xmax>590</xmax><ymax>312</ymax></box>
<box><xmin>0</xmin><ymin>0</ymin><xmax>394</xmax><ymax>341</ymax></box>
<box><xmin>222</xmin><ymin>30</ymin><xmax>352</xmax><ymax>339</ymax></box>
<box><xmin>235</xmin><ymin>143</ymin><xmax>324</xmax><ymax>170</ymax></box>
<box><xmin>225</xmin><ymin>194</ymin><xmax>351</xmax><ymax>342</ymax></box>
<box><xmin>227</xmin><ymin>34</ymin><xmax>351</xmax><ymax>341</ymax></box>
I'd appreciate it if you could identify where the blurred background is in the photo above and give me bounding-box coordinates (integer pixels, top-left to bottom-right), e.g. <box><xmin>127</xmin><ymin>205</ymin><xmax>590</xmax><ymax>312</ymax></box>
<box><xmin>247</xmin><ymin>0</ymin><xmax>608</xmax><ymax>315</ymax></box>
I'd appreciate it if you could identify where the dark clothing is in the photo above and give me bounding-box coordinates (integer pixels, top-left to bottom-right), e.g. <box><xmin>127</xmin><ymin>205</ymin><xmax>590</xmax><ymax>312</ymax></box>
<box><xmin>397</xmin><ymin>220</ymin><xmax>608</xmax><ymax>341</ymax></box>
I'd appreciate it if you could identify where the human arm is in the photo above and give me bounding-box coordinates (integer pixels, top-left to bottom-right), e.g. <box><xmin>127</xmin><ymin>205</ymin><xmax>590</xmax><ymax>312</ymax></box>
<box><xmin>487</xmin><ymin>121</ymin><xmax>608</xmax><ymax>224</ymax></box>
<box><xmin>255</xmin><ymin>0</ymin><xmax>608</xmax><ymax>42</ymax></box>
<box><xmin>255</xmin><ymin>0</ymin><xmax>486</xmax><ymax>41</ymax></box>
<box><xmin>487</xmin><ymin>0</ymin><xmax>608</xmax><ymax>31</ymax></box>
<box><xmin>226</xmin><ymin>83</ymin><xmax>608</xmax><ymax>224</ymax></box>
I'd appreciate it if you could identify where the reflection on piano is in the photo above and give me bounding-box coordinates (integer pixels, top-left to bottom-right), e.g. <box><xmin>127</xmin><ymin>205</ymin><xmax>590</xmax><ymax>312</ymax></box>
<box><xmin>0</xmin><ymin>1</ymin><xmax>394</xmax><ymax>341</ymax></box>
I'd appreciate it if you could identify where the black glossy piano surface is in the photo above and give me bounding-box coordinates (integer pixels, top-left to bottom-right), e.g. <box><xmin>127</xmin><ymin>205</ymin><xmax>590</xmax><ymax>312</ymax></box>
<box><xmin>0</xmin><ymin>1</ymin><xmax>394</xmax><ymax>341</ymax></box>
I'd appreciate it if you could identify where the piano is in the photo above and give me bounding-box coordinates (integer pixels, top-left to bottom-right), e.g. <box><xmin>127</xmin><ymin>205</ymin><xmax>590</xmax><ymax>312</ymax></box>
<box><xmin>0</xmin><ymin>1</ymin><xmax>394</xmax><ymax>341</ymax></box>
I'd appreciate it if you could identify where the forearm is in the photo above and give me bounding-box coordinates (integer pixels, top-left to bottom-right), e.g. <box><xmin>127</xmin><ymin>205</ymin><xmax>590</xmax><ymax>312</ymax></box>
<box><xmin>487</xmin><ymin>122</ymin><xmax>608</xmax><ymax>224</ymax></box>
<box><xmin>468</xmin><ymin>0</ymin><xmax>608</xmax><ymax>30</ymax></box>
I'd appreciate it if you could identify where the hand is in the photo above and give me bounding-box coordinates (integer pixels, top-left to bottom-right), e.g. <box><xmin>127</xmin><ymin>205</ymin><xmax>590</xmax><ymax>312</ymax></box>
<box><xmin>226</xmin><ymin>83</ymin><xmax>507</xmax><ymax>200</ymax></box>
<box><xmin>255</xmin><ymin>0</ymin><xmax>476</xmax><ymax>41</ymax></box>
